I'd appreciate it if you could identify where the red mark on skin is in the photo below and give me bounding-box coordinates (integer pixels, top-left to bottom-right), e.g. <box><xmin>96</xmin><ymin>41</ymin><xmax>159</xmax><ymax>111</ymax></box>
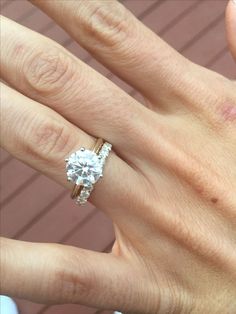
<box><xmin>220</xmin><ymin>103</ymin><xmax>236</xmax><ymax>122</ymax></box>
<box><xmin>211</xmin><ymin>197</ymin><xmax>218</xmax><ymax>204</ymax></box>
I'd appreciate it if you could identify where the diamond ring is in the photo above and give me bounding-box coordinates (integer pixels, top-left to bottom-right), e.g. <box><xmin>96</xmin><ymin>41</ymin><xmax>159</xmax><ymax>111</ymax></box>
<box><xmin>65</xmin><ymin>138</ymin><xmax>112</xmax><ymax>205</ymax></box>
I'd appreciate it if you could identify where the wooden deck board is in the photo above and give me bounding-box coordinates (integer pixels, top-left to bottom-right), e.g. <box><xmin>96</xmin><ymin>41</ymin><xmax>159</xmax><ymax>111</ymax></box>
<box><xmin>19</xmin><ymin>197</ymin><xmax>96</xmax><ymax>243</ymax></box>
<box><xmin>0</xmin><ymin>159</ymin><xmax>36</xmax><ymax>205</ymax></box>
<box><xmin>1</xmin><ymin>0</ymin><xmax>34</xmax><ymax>20</ymax></box>
<box><xmin>0</xmin><ymin>0</ymin><xmax>235</xmax><ymax>313</ymax></box>
<box><xmin>124</xmin><ymin>0</ymin><xmax>158</xmax><ymax>17</ymax></box>
<box><xmin>141</xmin><ymin>0</ymin><xmax>199</xmax><ymax>32</ymax></box>
<box><xmin>211</xmin><ymin>51</ymin><xmax>236</xmax><ymax>78</ymax></box>
<box><xmin>0</xmin><ymin>148</ymin><xmax>11</xmax><ymax>164</ymax></box>
<box><xmin>1</xmin><ymin>175</ymin><xmax>64</xmax><ymax>238</ymax></box>
<box><xmin>183</xmin><ymin>19</ymin><xmax>228</xmax><ymax>65</ymax></box>
<box><xmin>162</xmin><ymin>0</ymin><xmax>226</xmax><ymax>51</ymax></box>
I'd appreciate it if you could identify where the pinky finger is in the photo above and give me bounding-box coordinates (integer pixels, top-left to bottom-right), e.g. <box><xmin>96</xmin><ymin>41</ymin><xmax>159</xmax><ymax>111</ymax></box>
<box><xmin>0</xmin><ymin>237</ymin><xmax>133</xmax><ymax>310</ymax></box>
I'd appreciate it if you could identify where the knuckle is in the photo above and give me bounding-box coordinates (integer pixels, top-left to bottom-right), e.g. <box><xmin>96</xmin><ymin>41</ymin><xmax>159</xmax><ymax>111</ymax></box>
<box><xmin>77</xmin><ymin>2</ymin><xmax>130</xmax><ymax>47</ymax></box>
<box><xmin>24</xmin><ymin>116</ymin><xmax>73</xmax><ymax>163</ymax></box>
<box><xmin>24</xmin><ymin>50</ymin><xmax>74</xmax><ymax>95</ymax></box>
<box><xmin>51</xmin><ymin>246</ymin><xmax>96</xmax><ymax>302</ymax></box>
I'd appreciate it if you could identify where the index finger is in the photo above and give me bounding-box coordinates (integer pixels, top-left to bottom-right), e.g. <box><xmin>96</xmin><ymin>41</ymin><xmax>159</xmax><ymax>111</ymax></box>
<box><xmin>29</xmin><ymin>0</ymin><xmax>191</xmax><ymax>105</ymax></box>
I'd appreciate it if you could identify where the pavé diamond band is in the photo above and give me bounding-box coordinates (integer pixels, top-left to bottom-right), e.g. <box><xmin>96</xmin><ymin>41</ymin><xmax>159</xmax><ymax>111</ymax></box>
<box><xmin>65</xmin><ymin>138</ymin><xmax>112</xmax><ymax>205</ymax></box>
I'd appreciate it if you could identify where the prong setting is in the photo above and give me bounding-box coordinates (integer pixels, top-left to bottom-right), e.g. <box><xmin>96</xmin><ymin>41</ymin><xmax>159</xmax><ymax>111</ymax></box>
<box><xmin>67</xmin><ymin>141</ymin><xmax>112</xmax><ymax>205</ymax></box>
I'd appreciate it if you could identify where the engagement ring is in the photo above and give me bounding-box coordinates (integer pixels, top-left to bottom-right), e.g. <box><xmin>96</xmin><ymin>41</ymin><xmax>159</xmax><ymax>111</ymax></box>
<box><xmin>65</xmin><ymin>138</ymin><xmax>112</xmax><ymax>205</ymax></box>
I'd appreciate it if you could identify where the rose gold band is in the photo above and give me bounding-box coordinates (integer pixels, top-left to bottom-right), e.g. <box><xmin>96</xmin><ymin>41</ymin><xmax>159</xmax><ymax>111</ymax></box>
<box><xmin>92</xmin><ymin>137</ymin><xmax>104</xmax><ymax>154</ymax></box>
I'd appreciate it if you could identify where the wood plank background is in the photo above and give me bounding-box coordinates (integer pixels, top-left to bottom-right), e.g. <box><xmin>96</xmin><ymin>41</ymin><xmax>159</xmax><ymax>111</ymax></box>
<box><xmin>0</xmin><ymin>0</ymin><xmax>235</xmax><ymax>313</ymax></box>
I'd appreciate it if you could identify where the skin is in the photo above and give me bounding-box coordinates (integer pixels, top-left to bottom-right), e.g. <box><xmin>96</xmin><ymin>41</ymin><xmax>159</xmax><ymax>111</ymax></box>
<box><xmin>0</xmin><ymin>0</ymin><xmax>236</xmax><ymax>313</ymax></box>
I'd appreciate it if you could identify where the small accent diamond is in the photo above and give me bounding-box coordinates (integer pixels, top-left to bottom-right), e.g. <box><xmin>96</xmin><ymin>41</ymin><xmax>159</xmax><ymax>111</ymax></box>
<box><xmin>76</xmin><ymin>186</ymin><xmax>93</xmax><ymax>205</ymax></box>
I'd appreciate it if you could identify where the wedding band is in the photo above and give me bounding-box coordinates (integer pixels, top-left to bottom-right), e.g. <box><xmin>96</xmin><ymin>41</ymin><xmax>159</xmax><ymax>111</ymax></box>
<box><xmin>65</xmin><ymin>138</ymin><xmax>112</xmax><ymax>205</ymax></box>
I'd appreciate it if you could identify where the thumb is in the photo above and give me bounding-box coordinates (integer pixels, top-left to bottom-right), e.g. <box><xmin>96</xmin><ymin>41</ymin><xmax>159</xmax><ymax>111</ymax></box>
<box><xmin>226</xmin><ymin>0</ymin><xmax>236</xmax><ymax>61</ymax></box>
<box><xmin>0</xmin><ymin>237</ymin><xmax>131</xmax><ymax>310</ymax></box>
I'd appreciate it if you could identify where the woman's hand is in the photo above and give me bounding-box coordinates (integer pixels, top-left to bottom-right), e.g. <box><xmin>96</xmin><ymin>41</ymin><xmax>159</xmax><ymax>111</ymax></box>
<box><xmin>1</xmin><ymin>0</ymin><xmax>236</xmax><ymax>313</ymax></box>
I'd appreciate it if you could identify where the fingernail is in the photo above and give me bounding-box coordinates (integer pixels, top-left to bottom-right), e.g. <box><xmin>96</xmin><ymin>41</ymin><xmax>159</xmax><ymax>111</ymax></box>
<box><xmin>232</xmin><ymin>0</ymin><xmax>236</xmax><ymax>5</ymax></box>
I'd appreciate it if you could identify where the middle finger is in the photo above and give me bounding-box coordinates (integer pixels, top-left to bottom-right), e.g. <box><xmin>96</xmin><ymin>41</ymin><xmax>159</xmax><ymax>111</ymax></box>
<box><xmin>0</xmin><ymin>16</ymin><xmax>157</xmax><ymax>163</ymax></box>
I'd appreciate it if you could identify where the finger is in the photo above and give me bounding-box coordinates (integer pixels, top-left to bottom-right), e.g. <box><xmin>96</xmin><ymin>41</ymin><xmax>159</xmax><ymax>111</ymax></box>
<box><xmin>0</xmin><ymin>237</ymin><xmax>140</xmax><ymax>311</ymax></box>
<box><xmin>226</xmin><ymin>0</ymin><xmax>236</xmax><ymax>62</ymax></box>
<box><xmin>0</xmin><ymin>15</ymin><xmax>155</xmax><ymax>161</ymax></box>
<box><xmin>29</xmin><ymin>0</ymin><xmax>192</xmax><ymax>108</ymax></box>
<box><xmin>0</xmin><ymin>83</ymin><xmax>139</xmax><ymax>213</ymax></box>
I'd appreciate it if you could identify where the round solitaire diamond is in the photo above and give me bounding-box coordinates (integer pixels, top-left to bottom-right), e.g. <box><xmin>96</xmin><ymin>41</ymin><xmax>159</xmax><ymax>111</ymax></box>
<box><xmin>66</xmin><ymin>149</ymin><xmax>103</xmax><ymax>187</ymax></box>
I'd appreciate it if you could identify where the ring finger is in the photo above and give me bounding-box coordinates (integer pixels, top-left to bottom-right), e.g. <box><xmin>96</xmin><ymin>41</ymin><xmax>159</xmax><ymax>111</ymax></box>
<box><xmin>0</xmin><ymin>16</ymin><xmax>157</xmax><ymax>163</ymax></box>
<box><xmin>0</xmin><ymin>83</ymin><xmax>140</xmax><ymax>214</ymax></box>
